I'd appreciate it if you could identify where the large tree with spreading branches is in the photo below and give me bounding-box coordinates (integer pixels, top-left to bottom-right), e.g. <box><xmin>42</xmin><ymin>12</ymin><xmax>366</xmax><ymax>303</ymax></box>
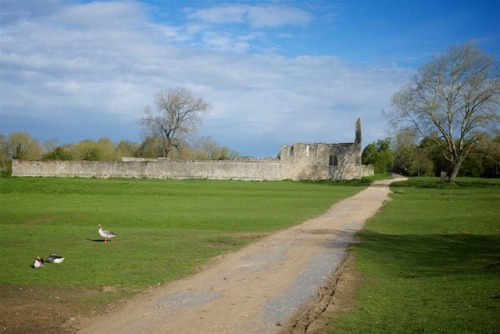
<box><xmin>139</xmin><ymin>87</ymin><xmax>211</xmax><ymax>159</ymax></box>
<box><xmin>387</xmin><ymin>42</ymin><xmax>499</xmax><ymax>183</ymax></box>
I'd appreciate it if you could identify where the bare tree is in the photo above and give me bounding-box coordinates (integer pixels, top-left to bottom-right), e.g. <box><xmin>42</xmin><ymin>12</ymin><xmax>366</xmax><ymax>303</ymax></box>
<box><xmin>139</xmin><ymin>87</ymin><xmax>211</xmax><ymax>159</ymax></box>
<box><xmin>387</xmin><ymin>42</ymin><xmax>500</xmax><ymax>183</ymax></box>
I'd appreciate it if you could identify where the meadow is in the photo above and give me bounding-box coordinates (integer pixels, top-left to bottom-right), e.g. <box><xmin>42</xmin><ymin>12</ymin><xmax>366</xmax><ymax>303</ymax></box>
<box><xmin>0</xmin><ymin>177</ymin><xmax>369</xmax><ymax>311</ymax></box>
<box><xmin>2</xmin><ymin>176</ymin><xmax>497</xmax><ymax>333</ymax></box>
<box><xmin>328</xmin><ymin>177</ymin><xmax>500</xmax><ymax>334</ymax></box>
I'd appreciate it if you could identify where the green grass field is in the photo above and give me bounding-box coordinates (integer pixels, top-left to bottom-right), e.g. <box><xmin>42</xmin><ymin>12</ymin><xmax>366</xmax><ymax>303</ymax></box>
<box><xmin>328</xmin><ymin>177</ymin><xmax>500</xmax><ymax>334</ymax></box>
<box><xmin>0</xmin><ymin>177</ymin><xmax>369</xmax><ymax>308</ymax></box>
<box><xmin>3</xmin><ymin>175</ymin><xmax>497</xmax><ymax>332</ymax></box>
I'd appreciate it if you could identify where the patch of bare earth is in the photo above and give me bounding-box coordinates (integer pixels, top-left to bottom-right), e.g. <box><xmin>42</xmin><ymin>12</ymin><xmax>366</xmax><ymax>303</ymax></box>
<box><xmin>0</xmin><ymin>285</ymin><xmax>130</xmax><ymax>334</ymax></box>
<box><xmin>0</xmin><ymin>285</ymin><xmax>79</xmax><ymax>334</ymax></box>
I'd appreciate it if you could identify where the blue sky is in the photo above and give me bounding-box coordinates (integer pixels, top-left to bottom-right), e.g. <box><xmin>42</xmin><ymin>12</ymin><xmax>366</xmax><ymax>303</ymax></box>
<box><xmin>1</xmin><ymin>0</ymin><xmax>498</xmax><ymax>157</ymax></box>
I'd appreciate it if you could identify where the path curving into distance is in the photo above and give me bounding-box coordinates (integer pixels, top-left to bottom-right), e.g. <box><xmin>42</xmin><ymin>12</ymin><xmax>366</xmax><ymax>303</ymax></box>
<box><xmin>77</xmin><ymin>177</ymin><xmax>406</xmax><ymax>334</ymax></box>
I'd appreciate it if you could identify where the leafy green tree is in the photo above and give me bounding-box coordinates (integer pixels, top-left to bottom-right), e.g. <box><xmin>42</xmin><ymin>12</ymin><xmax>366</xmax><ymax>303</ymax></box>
<box><xmin>362</xmin><ymin>143</ymin><xmax>377</xmax><ymax>165</ymax></box>
<box><xmin>388</xmin><ymin>42</ymin><xmax>499</xmax><ymax>183</ymax></box>
<box><xmin>189</xmin><ymin>136</ymin><xmax>240</xmax><ymax>160</ymax></box>
<box><xmin>42</xmin><ymin>147</ymin><xmax>74</xmax><ymax>160</ymax></box>
<box><xmin>136</xmin><ymin>136</ymin><xmax>167</xmax><ymax>159</ymax></box>
<box><xmin>0</xmin><ymin>132</ymin><xmax>44</xmax><ymax>176</ymax></box>
<box><xmin>362</xmin><ymin>139</ymin><xmax>394</xmax><ymax>173</ymax></box>
<box><xmin>457</xmin><ymin>134</ymin><xmax>499</xmax><ymax>177</ymax></box>
<box><xmin>458</xmin><ymin>153</ymin><xmax>484</xmax><ymax>177</ymax></box>
<box><xmin>67</xmin><ymin>138</ymin><xmax>119</xmax><ymax>161</ymax></box>
<box><xmin>95</xmin><ymin>138</ymin><xmax>117</xmax><ymax>160</ymax></box>
<box><xmin>116</xmin><ymin>140</ymin><xmax>140</xmax><ymax>158</ymax></box>
<box><xmin>6</xmin><ymin>132</ymin><xmax>44</xmax><ymax>160</ymax></box>
<box><xmin>419</xmin><ymin>137</ymin><xmax>448</xmax><ymax>176</ymax></box>
<box><xmin>477</xmin><ymin>135</ymin><xmax>500</xmax><ymax>177</ymax></box>
<box><xmin>0</xmin><ymin>134</ymin><xmax>11</xmax><ymax>176</ymax></box>
<box><xmin>393</xmin><ymin>129</ymin><xmax>434</xmax><ymax>176</ymax></box>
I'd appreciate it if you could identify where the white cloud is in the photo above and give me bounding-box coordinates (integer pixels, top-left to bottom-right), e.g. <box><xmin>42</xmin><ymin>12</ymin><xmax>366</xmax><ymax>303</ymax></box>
<box><xmin>186</xmin><ymin>4</ymin><xmax>247</xmax><ymax>24</ymax></box>
<box><xmin>49</xmin><ymin>1</ymin><xmax>148</xmax><ymax>29</ymax></box>
<box><xmin>186</xmin><ymin>4</ymin><xmax>312</xmax><ymax>27</ymax></box>
<box><xmin>246</xmin><ymin>5</ymin><xmax>312</xmax><ymax>27</ymax></box>
<box><xmin>0</xmin><ymin>0</ymin><xmax>413</xmax><ymax>157</ymax></box>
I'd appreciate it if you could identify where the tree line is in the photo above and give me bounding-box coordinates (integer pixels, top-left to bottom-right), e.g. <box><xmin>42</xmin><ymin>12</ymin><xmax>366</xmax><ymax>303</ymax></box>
<box><xmin>0</xmin><ymin>132</ymin><xmax>240</xmax><ymax>176</ymax></box>
<box><xmin>362</xmin><ymin>134</ymin><xmax>499</xmax><ymax>178</ymax></box>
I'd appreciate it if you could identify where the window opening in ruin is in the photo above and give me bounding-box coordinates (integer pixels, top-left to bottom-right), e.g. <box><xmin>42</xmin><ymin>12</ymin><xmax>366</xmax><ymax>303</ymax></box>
<box><xmin>329</xmin><ymin>155</ymin><xmax>338</xmax><ymax>167</ymax></box>
<box><xmin>289</xmin><ymin>146</ymin><xmax>294</xmax><ymax>156</ymax></box>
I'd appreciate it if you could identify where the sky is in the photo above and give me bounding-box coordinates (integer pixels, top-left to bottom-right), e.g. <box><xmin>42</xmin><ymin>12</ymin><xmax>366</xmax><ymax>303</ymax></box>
<box><xmin>1</xmin><ymin>0</ymin><xmax>499</xmax><ymax>158</ymax></box>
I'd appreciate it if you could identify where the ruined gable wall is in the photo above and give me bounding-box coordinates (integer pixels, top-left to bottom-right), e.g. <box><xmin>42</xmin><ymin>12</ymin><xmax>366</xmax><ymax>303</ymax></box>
<box><xmin>279</xmin><ymin>142</ymin><xmax>363</xmax><ymax>180</ymax></box>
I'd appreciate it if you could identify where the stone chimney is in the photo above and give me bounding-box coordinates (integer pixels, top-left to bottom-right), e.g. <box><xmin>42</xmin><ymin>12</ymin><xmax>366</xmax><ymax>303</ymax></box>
<box><xmin>355</xmin><ymin>118</ymin><xmax>362</xmax><ymax>145</ymax></box>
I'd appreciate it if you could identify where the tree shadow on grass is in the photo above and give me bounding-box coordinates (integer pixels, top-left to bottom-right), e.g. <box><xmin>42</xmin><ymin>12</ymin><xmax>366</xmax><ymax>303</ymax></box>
<box><xmin>352</xmin><ymin>230</ymin><xmax>500</xmax><ymax>277</ymax></box>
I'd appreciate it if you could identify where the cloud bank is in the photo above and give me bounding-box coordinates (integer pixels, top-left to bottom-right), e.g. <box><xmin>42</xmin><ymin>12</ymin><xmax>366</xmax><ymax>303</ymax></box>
<box><xmin>0</xmin><ymin>0</ymin><xmax>414</xmax><ymax>157</ymax></box>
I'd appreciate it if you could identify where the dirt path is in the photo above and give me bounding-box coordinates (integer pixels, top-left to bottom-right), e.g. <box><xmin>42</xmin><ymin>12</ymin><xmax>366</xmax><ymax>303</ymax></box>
<box><xmin>76</xmin><ymin>177</ymin><xmax>405</xmax><ymax>334</ymax></box>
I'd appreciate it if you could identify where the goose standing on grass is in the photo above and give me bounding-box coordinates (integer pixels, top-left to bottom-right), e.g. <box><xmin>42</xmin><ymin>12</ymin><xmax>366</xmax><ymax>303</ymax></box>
<box><xmin>33</xmin><ymin>256</ymin><xmax>44</xmax><ymax>268</ymax></box>
<box><xmin>47</xmin><ymin>254</ymin><xmax>65</xmax><ymax>263</ymax></box>
<box><xmin>98</xmin><ymin>224</ymin><xmax>116</xmax><ymax>243</ymax></box>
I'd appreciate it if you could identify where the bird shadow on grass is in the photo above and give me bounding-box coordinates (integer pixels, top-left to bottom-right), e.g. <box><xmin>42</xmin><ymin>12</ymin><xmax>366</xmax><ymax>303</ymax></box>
<box><xmin>87</xmin><ymin>239</ymin><xmax>108</xmax><ymax>243</ymax></box>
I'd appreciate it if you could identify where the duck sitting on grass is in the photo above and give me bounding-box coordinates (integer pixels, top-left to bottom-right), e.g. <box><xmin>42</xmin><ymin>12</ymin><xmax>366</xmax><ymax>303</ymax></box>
<box><xmin>33</xmin><ymin>256</ymin><xmax>44</xmax><ymax>268</ymax></box>
<box><xmin>46</xmin><ymin>254</ymin><xmax>65</xmax><ymax>263</ymax></box>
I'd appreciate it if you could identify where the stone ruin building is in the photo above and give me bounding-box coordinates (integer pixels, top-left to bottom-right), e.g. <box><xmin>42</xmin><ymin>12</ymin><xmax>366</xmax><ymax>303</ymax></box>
<box><xmin>12</xmin><ymin>118</ymin><xmax>374</xmax><ymax>180</ymax></box>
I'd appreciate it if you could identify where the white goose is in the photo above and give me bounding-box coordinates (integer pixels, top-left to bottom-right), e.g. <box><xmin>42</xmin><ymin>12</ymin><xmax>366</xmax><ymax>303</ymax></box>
<box><xmin>98</xmin><ymin>224</ymin><xmax>116</xmax><ymax>243</ymax></box>
<box><xmin>33</xmin><ymin>256</ymin><xmax>44</xmax><ymax>268</ymax></box>
<box><xmin>46</xmin><ymin>253</ymin><xmax>65</xmax><ymax>263</ymax></box>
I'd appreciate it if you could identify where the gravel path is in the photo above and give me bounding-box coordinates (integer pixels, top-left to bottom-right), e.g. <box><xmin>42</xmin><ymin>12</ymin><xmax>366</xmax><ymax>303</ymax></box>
<box><xmin>77</xmin><ymin>177</ymin><xmax>405</xmax><ymax>334</ymax></box>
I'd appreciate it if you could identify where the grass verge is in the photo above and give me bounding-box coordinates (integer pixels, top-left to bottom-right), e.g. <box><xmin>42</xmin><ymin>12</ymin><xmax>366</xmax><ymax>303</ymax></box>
<box><xmin>327</xmin><ymin>177</ymin><xmax>500</xmax><ymax>334</ymax></box>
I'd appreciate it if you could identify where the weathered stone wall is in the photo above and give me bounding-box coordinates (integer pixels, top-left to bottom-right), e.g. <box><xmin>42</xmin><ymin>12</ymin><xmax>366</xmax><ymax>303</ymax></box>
<box><xmin>279</xmin><ymin>142</ymin><xmax>364</xmax><ymax>180</ymax></box>
<box><xmin>12</xmin><ymin>157</ymin><xmax>373</xmax><ymax>180</ymax></box>
<box><xmin>12</xmin><ymin>159</ymin><xmax>286</xmax><ymax>180</ymax></box>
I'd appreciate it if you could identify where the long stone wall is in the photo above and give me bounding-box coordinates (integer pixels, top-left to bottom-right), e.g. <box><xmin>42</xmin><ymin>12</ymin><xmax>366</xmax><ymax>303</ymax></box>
<box><xmin>12</xmin><ymin>159</ymin><xmax>286</xmax><ymax>181</ymax></box>
<box><xmin>12</xmin><ymin>158</ymin><xmax>373</xmax><ymax>180</ymax></box>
